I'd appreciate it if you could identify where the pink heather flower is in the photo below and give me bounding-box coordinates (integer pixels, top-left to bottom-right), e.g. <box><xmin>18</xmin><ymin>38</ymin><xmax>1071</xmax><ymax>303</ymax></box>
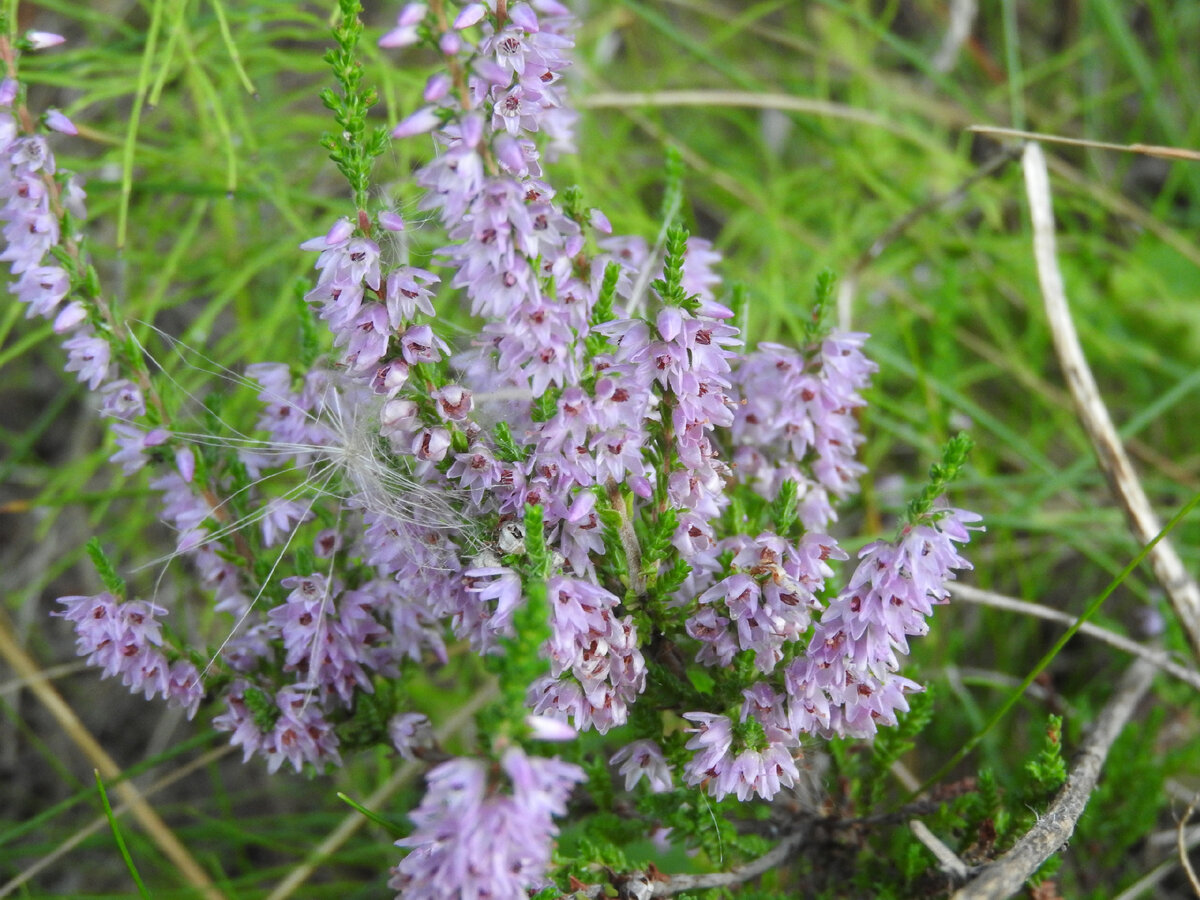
<box><xmin>379</xmin><ymin>4</ymin><xmax>427</xmax><ymax>48</ymax></box>
<box><xmin>431</xmin><ymin>384</ymin><xmax>473</xmax><ymax>420</ymax></box>
<box><xmin>174</xmin><ymin>446</ymin><xmax>195</xmax><ymax>482</ymax></box>
<box><xmin>453</xmin><ymin>3</ymin><xmax>486</xmax><ymax>29</ymax></box>
<box><xmin>108</xmin><ymin>423</ymin><xmax>169</xmax><ymax>475</ymax></box>
<box><xmin>526</xmin><ymin>714</ymin><xmax>577</xmax><ymax>742</ymax></box>
<box><xmin>391</xmin><ymin>748</ymin><xmax>584</xmax><ymax>899</ymax></box>
<box><xmin>99</xmin><ymin>380</ymin><xmax>145</xmax><ymax>419</ymax></box>
<box><xmin>460</xmin><ymin>566</ymin><xmax>523</xmax><ymax>651</ymax></box>
<box><xmin>259</xmin><ymin>498</ymin><xmax>314</xmax><ymax>547</ymax></box>
<box><xmin>263</xmin><ymin>687</ymin><xmax>342</xmax><ymax>774</ymax></box>
<box><xmin>62</xmin><ymin>332</ymin><xmax>112</xmax><ymax>389</ymax></box>
<box><xmin>422</xmin><ymin>73</ymin><xmax>451</xmax><ymax>103</ymax></box>
<box><xmin>399</xmin><ymin>323</ymin><xmax>448</xmax><ymax>364</ymax></box>
<box><xmin>412</xmin><ymin>426</ymin><xmax>452</xmax><ymax>463</ymax></box>
<box><xmin>714</xmin><ymin>744</ymin><xmax>800</xmax><ymax>802</ymax></box>
<box><xmin>389</xmin><ymin>712</ymin><xmax>435</xmax><ymax>759</ymax></box>
<box><xmin>53</xmin><ymin>301</ymin><xmax>87</xmax><ymax>333</ymax></box>
<box><xmin>56</xmin><ymin>593</ymin><xmax>201</xmax><ymax>716</ymax></box>
<box><xmin>324</xmin><ymin>216</ymin><xmax>354</xmax><ymax>246</ymax></box>
<box><xmin>788</xmin><ymin>506</ymin><xmax>981</xmax><ymax>739</ymax></box>
<box><xmin>392</xmin><ymin>106</ymin><xmax>441</xmax><ymax>139</ymax></box>
<box><xmin>16</xmin><ymin>264</ymin><xmax>70</xmax><ymax>318</ymax></box>
<box><xmin>610</xmin><ymin>740</ymin><xmax>672</xmax><ymax>793</ymax></box>
<box><xmin>590</xmin><ymin>208</ymin><xmax>612</xmax><ymax>234</ymax></box>
<box><xmin>25</xmin><ymin>31</ymin><xmax>66</xmax><ymax>50</ymax></box>
<box><xmin>681</xmin><ymin>712</ymin><xmax>798</xmax><ymax>801</ymax></box>
<box><xmin>44</xmin><ymin>109</ymin><xmax>77</xmax><ymax>135</ymax></box>
<box><xmin>378</xmin><ymin>209</ymin><xmax>406</xmax><ymax>232</ymax></box>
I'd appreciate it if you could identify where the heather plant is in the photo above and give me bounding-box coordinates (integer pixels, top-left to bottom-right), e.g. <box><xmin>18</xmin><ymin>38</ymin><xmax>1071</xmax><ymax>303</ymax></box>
<box><xmin>4</xmin><ymin>2</ymin><xmax>1200</xmax><ymax>899</ymax></box>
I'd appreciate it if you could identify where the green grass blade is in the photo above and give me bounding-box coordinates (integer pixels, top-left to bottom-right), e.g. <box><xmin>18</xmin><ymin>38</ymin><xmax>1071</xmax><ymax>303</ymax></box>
<box><xmin>94</xmin><ymin>770</ymin><xmax>153</xmax><ymax>899</ymax></box>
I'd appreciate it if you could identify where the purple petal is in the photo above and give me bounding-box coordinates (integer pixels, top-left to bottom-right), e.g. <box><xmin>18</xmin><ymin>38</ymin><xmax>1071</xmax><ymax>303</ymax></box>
<box><xmin>26</xmin><ymin>31</ymin><xmax>66</xmax><ymax>50</ymax></box>
<box><xmin>391</xmin><ymin>106</ymin><xmax>440</xmax><ymax>139</ymax></box>
<box><xmin>378</xmin><ymin>210</ymin><xmax>405</xmax><ymax>232</ymax></box>
<box><xmin>422</xmin><ymin>72</ymin><xmax>451</xmax><ymax>103</ymax></box>
<box><xmin>453</xmin><ymin>3</ymin><xmax>486</xmax><ymax>29</ymax></box>
<box><xmin>45</xmin><ymin>109</ymin><xmax>77</xmax><ymax>135</ymax></box>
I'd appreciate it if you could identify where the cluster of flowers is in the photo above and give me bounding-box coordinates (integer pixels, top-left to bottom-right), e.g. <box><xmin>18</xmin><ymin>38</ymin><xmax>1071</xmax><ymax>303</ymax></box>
<box><xmin>0</xmin><ymin>31</ymin><xmax>208</xmax><ymax>716</ymax></box>
<box><xmin>11</xmin><ymin>4</ymin><xmax>981</xmax><ymax>897</ymax></box>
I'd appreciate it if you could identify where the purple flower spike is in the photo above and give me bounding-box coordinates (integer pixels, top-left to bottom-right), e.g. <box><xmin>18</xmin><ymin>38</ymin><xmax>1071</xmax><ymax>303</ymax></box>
<box><xmin>391</xmin><ymin>747</ymin><xmax>584</xmax><ymax>899</ymax></box>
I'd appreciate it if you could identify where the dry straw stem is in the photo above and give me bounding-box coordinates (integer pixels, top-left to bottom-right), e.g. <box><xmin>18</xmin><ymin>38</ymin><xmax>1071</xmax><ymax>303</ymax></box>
<box><xmin>1182</xmin><ymin>803</ymin><xmax>1200</xmax><ymax>897</ymax></box>
<box><xmin>578</xmin><ymin>90</ymin><xmax>945</xmax><ymax>155</ymax></box>
<box><xmin>951</xmin><ymin>658</ymin><xmax>1157</xmax><ymax>899</ymax></box>
<box><xmin>972</xmin><ymin>126</ymin><xmax>1200</xmax><ymax>163</ymax></box>
<box><xmin>950</xmin><ymin>583</ymin><xmax>1200</xmax><ymax>692</ymax></box>
<box><xmin>265</xmin><ymin>684</ymin><xmax>500</xmax><ymax>900</ymax></box>
<box><xmin>562</xmin><ymin>827</ymin><xmax>813</xmax><ymax>899</ymax></box>
<box><xmin>1111</xmin><ymin>819</ymin><xmax>1200</xmax><ymax>900</ymax></box>
<box><xmin>910</xmin><ymin>819</ymin><xmax>971</xmax><ymax>881</ymax></box>
<box><xmin>1021</xmin><ymin>141</ymin><xmax>1200</xmax><ymax>660</ymax></box>
<box><xmin>0</xmin><ymin>608</ymin><xmax>224</xmax><ymax>899</ymax></box>
<box><xmin>931</xmin><ymin>0</ymin><xmax>978</xmax><ymax>73</ymax></box>
<box><xmin>0</xmin><ymin>745</ymin><xmax>234</xmax><ymax>897</ymax></box>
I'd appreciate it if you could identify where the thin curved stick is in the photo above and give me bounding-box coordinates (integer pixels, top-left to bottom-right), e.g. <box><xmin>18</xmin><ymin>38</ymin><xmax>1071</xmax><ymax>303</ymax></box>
<box><xmin>1022</xmin><ymin>142</ymin><xmax>1200</xmax><ymax>659</ymax></box>
<box><xmin>950</xmin><ymin>583</ymin><xmax>1200</xmax><ymax>692</ymax></box>
<box><xmin>951</xmin><ymin>658</ymin><xmax>1156</xmax><ymax>899</ymax></box>
<box><xmin>579</xmin><ymin>89</ymin><xmax>944</xmax><ymax>154</ymax></box>
<box><xmin>1181</xmin><ymin>803</ymin><xmax>1200</xmax><ymax>897</ymax></box>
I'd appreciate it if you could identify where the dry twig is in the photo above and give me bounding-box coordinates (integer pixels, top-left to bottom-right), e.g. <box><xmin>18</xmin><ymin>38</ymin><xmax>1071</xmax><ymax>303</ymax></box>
<box><xmin>950</xmin><ymin>583</ymin><xmax>1200</xmax><ymax>691</ymax></box>
<box><xmin>932</xmin><ymin>0</ymin><xmax>978</xmax><ymax>73</ymax></box>
<box><xmin>1021</xmin><ymin>141</ymin><xmax>1200</xmax><ymax>659</ymax></box>
<box><xmin>951</xmin><ymin>659</ymin><xmax>1156</xmax><ymax>899</ymax></box>
<box><xmin>911</xmin><ymin>819</ymin><xmax>972</xmax><ymax>881</ymax></box>
<box><xmin>1181</xmin><ymin>803</ymin><xmax>1200</xmax><ymax>897</ymax></box>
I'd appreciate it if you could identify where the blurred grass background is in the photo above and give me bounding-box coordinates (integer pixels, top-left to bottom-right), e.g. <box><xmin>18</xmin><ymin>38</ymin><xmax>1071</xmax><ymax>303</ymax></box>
<box><xmin>2</xmin><ymin>0</ymin><xmax>1200</xmax><ymax>896</ymax></box>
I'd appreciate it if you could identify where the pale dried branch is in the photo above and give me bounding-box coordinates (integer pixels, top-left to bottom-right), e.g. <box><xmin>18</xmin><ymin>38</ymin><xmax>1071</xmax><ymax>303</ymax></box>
<box><xmin>1181</xmin><ymin>803</ymin><xmax>1200</xmax><ymax>897</ymax></box>
<box><xmin>1112</xmin><ymin>819</ymin><xmax>1200</xmax><ymax>900</ymax></box>
<box><xmin>563</xmin><ymin>826</ymin><xmax>811</xmax><ymax>899</ymax></box>
<box><xmin>950</xmin><ymin>583</ymin><xmax>1200</xmax><ymax>691</ymax></box>
<box><xmin>579</xmin><ymin>90</ymin><xmax>943</xmax><ymax>153</ymax></box>
<box><xmin>932</xmin><ymin>0</ymin><xmax>978</xmax><ymax>73</ymax></box>
<box><xmin>973</xmin><ymin>125</ymin><xmax>1200</xmax><ymax>162</ymax></box>
<box><xmin>911</xmin><ymin>819</ymin><xmax>972</xmax><ymax>881</ymax></box>
<box><xmin>951</xmin><ymin>658</ymin><xmax>1156</xmax><ymax>899</ymax></box>
<box><xmin>1021</xmin><ymin>141</ymin><xmax>1200</xmax><ymax>659</ymax></box>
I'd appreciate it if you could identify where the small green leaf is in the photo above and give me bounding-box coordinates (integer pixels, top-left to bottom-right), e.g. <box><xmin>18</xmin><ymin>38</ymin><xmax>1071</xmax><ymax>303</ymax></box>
<box><xmin>85</xmin><ymin>539</ymin><xmax>126</xmax><ymax>599</ymax></box>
